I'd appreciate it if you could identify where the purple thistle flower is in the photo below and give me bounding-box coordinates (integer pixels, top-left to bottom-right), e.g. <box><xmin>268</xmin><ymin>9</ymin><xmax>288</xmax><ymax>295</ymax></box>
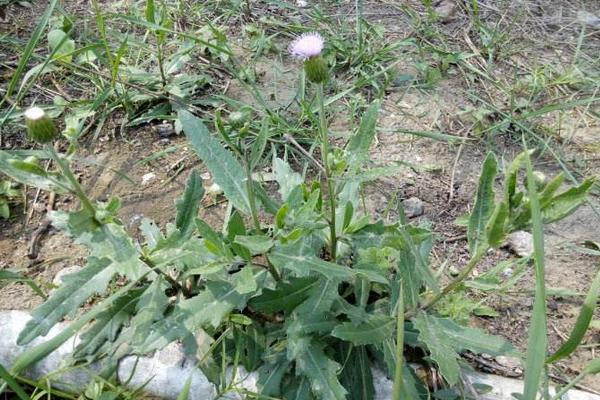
<box><xmin>289</xmin><ymin>32</ymin><xmax>324</xmax><ymax>60</ymax></box>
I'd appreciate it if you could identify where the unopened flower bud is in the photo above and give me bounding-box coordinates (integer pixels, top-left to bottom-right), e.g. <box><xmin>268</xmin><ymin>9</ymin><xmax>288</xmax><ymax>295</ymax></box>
<box><xmin>24</xmin><ymin>107</ymin><xmax>58</xmax><ymax>144</ymax></box>
<box><xmin>303</xmin><ymin>56</ymin><xmax>328</xmax><ymax>84</ymax></box>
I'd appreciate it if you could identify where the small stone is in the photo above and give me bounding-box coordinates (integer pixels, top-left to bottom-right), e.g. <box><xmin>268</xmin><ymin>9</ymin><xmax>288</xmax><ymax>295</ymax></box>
<box><xmin>155</xmin><ymin>122</ymin><xmax>176</xmax><ymax>138</ymax></box>
<box><xmin>206</xmin><ymin>183</ymin><xmax>223</xmax><ymax>196</ymax></box>
<box><xmin>506</xmin><ymin>231</ymin><xmax>534</xmax><ymax>258</ymax></box>
<box><xmin>296</xmin><ymin>0</ymin><xmax>308</xmax><ymax>7</ymax></box>
<box><xmin>434</xmin><ymin>0</ymin><xmax>458</xmax><ymax>22</ymax></box>
<box><xmin>403</xmin><ymin>197</ymin><xmax>424</xmax><ymax>218</ymax></box>
<box><xmin>501</xmin><ymin>268</ymin><xmax>514</xmax><ymax>278</ymax></box>
<box><xmin>449</xmin><ymin>265</ymin><xmax>460</xmax><ymax>276</ymax></box>
<box><xmin>495</xmin><ymin>356</ymin><xmax>522</xmax><ymax>375</ymax></box>
<box><xmin>577</xmin><ymin>10</ymin><xmax>600</xmax><ymax>29</ymax></box>
<box><xmin>141</xmin><ymin>173</ymin><xmax>156</xmax><ymax>186</ymax></box>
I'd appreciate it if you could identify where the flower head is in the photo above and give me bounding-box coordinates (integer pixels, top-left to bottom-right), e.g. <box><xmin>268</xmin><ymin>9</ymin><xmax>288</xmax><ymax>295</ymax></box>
<box><xmin>24</xmin><ymin>106</ymin><xmax>58</xmax><ymax>144</ymax></box>
<box><xmin>289</xmin><ymin>32</ymin><xmax>324</xmax><ymax>60</ymax></box>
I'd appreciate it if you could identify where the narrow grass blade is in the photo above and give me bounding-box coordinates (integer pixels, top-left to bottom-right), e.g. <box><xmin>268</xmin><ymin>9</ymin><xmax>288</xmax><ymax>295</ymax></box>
<box><xmin>391</xmin><ymin>287</ymin><xmax>404</xmax><ymax>400</ymax></box>
<box><xmin>521</xmin><ymin>144</ymin><xmax>548</xmax><ymax>400</ymax></box>
<box><xmin>176</xmin><ymin>376</ymin><xmax>192</xmax><ymax>400</ymax></box>
<box><xmin>0</xmin><ymin>269</ymin><xmax>46</xmax><ymax>300</ymax></box>
<box><xmin>0</xmin><ymin>363</ymin><xmax>29</xmax><ymax>400</ymax></box>
<box><xmin>4</xmin><ymin>0</ymin><xmax>59</xmax><ymax>100</ymax></box>
<box><xmin>546</xmin><ymin>267</ymin><xmax>600</xmax><ymax>364</ymax></box>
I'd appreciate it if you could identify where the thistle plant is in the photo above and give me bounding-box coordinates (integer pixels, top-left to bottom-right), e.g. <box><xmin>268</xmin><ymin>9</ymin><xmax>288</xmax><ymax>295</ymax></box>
<box><xmin>1</xmin><ymin>42</ymin><xmax>597</xmax><ymax>400</ymax></box>
<box><xmin>289</xmin><ymin>32</ymin><xmax>338</xmax><ymax>259</ymax></box>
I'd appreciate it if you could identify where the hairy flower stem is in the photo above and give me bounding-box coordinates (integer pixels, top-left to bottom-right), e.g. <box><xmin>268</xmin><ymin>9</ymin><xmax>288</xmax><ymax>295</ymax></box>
<box><xmin>405</xmin><ymin>248</ymin><xmax>487</xmax><ymax>318</ymax></box>
<box><xmin>317</xmin><ymin>83</ymin><xmax>337</xmax><ymax>261</ymax></box>
<box><xmin>45</xmin><ymin>144</ymin><xmax>96</xmax><ymax>218</ymax></box>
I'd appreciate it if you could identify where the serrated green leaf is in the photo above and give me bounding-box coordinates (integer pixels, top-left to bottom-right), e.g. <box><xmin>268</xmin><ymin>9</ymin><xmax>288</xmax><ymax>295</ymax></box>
<box><xmin>268</xmin><ymin>251</ymin><xmax>356</xmax><ymax>281</ymax></box>
<box><xmin>346</xmin><ymin>100</ymin><xmax>381</xmax><ymax>172</ymax></box>
<box><xmin>136</xmin><ymin>281</ymin><xmax>249</xmax><ymax>353</ymax></box>
<box><xmin>257</xmin><ymin>358</ymin><xmax>291</xmax><ymax>396</ymax></box>
<box><xmin>140</xmin><ymin>218</ymin><xmax>163</xmax><ymax>249</ymax></box>
<box><xmin>234</xmin><ymin>235</ymin><xmax>274</xmax><ymax>255</ymax></box>
<box><xmin>273</xmin><ymin>157</ymin><xmax>303</xmax><ymax>201</ymax></box>
<box><xmin>18</xmin><ymin>257</ymin><xmax>115</xmax><ymax>345</ymax></box>
<box><xmin>336</xmin><ymin>343</ymin><xmax>374</xmax><ymax>400</ymax></box>
<box><xmin>179</xmin><ymin>109</ymin><xmax>250</xmax><ymax>214</ymax></box>
<box><xmin>541</xmin><ymin>177</ymin><xmax>594</xmax><ymax>224</ymax></box>
<box><xmin>249</xmin><ymin>277</ymin><xmax>318</xmax><ymax>314</ymax></box>
<box><xmin>293</xmin><ymin>340</ymin><xmax>347</xmax><ymax>400</ymax></box>
<box><xmin>74</xmin><ymin>288</ymin><xmax>143</xmax><ymax>359</ymax></box>
<box><xmin>332</xmin><ymin>315</ymin><xmax>395</xmax><ymax>345</ymax></box>
<box><xmin>538</xmin><ymin>173</ymin><xmax>565</xmax><ymax>207</ymax></box>
<box><xmin>175</xmin><ymin>170</ymin><xmax>204</xmax><ymax>240</ymax></box>
<box><xmin>413</xmin><ymin>312</ymin><xmax>460</xmax><ymax>385</ymax></box>
<box><xmin>283</xmin><ymin>376</ymin><xmax>314</xmax><ymax>400</ymax></box>
<box><xmin>468</xmin><ymin>153</ymin><xmax>497</xmax><ymax>254</ymax></box>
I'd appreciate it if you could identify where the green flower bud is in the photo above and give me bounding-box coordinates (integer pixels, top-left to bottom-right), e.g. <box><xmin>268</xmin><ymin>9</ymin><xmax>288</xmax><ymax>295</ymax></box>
<box><xmin>24</xmin><ymin>107</ymin><xmax>58</xmax><ymax>144</ymax></box>
<box><xmin>303</xmin><ymin>56</ymin><xmax>328</xmax><ymax>84</ymax></box>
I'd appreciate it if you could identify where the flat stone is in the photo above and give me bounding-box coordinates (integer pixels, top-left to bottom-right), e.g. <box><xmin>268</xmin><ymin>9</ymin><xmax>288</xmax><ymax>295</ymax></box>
<box><xmin>2</xmin><ymin>310</ymin><xmax>600</xmax><ymax>400</ymax></box>
<box><xmin>506</xmin><ymin>231</ymin><xmax>534</xmax><ymax>258</ymax></box>
<box><xmin>403</xmin><ymin>196</ymin><xmax>425</xmax><ymax>218</ymax></box>
<box><xmin>577</xmin><ymin>11</ymin><xmax>600</xmax><ymax>29</ymax></box>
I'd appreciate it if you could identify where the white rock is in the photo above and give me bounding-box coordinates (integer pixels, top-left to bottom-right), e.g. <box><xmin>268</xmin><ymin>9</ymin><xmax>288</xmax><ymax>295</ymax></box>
<box><xmin>506</xmin><ymin>231</ymin><xmax>534</xmax><ymax>257</ymax></box>
<box><xmin>141</xmin><ymin>172</ymin><xmax>156</xmax><ymax>186</ymax></box>
<box><xmin>577</xmin><ymin>11</ymin><xmax>600</xmax><ymax>29</ymax></box>
<box><xmin>2</xmin><ymin>310</ymin><xmax>600</xmax><ymax>400</ymax></box>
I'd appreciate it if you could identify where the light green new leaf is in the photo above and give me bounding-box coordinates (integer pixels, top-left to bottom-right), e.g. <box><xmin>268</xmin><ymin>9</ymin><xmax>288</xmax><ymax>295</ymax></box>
<box><xmin>234</xmin><ymin>235</ymin><xmax>274</xmax><ymax>255</ymax></box>
<box><xmin>175</xmin><ymin>170</ymin><xmax>204</xmax><ymax>240</ymax></box>
<box><xmin>249</xmin><ymin>277</ymin><xmax>318</xmax><ymax>314</ymax></box>
<box><xmin>273</xmin><ymin>157</ymin><xmax>303</xmax><ymax>201</ymax></box>
<box><xmin>346</xmin><ymin>100</ymin><xmax>381</xmax><ymax>172</ymax></box>
<box><xmin>269</xmin><ymin>251</ymin><xmax>357</xmax><ymax>281</ymax></box>
<box><xmin>413</xmin><ymin>312</ymin><xmax>460</xmax><ymax>385</ymax></box>
<box><xmin>18</xmin><ymin>257</ymin><xmax>115</xmax><ymax>345</ymax></box>
<box><xmin>179</xmin><ymin>109</ymin><xmax>250</xmax><ymax>214</ymax></box>
<box><xmin>294</xmin><ymin>340</ymin><xmax>348</xmax><ymax>400</ymax></box>
<box><xmin>468</xmin><ymin>153</ymin><xmax>497</xmax><ymax>254</ymax></box>
<box><xmin>48</xmin><ymin>29</ymin><xmax>75</xmax><ymax>62</ymax></box>
<box><xmin>332</xmin><ymin>315</ymin><xmax>395</xmax><ymax>345</ymax></box>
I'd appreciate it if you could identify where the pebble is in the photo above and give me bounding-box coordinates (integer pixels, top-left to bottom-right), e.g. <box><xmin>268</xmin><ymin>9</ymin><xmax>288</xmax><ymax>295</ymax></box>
<box><xmin>141</xmin><ymin>173</ymin><xmax>156</xmax><ymax>186</ymax></box>
<box><xmin>434</xmin><ymin>0</ymin><xmax>458</xmax><ymax>22</ymax></box>
<box><xmin>506</xmin><ymin>231</ymin><xmax>534</xmax><ymax>258</ymax></box>
<box><xmin>403</xmin><ymin>197</ymin><xmax>424</xmax><ymax>218</ymax></box>
<box><xmin>577</xmin><ymin>11</ymin><xmax>600</xmax><ymax>29</ymax></box>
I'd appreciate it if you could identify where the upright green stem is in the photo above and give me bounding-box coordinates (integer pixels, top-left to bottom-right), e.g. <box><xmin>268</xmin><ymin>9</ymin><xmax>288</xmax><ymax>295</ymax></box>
<box><xmin>45</xmin><ymin>144</ymin><xmax>96</xmax><ymax>217</ymax></box>
<box><xmin>317</xmin><ymin>83</ymin><xmax>337</xmax><ymax>260</ymax></box>
<box><xmin>245</xmin><ymin>156</ymin><xmax>261</xmax><ymax>231</ymax></box>
<box><xmin>406</xmin><ymin>248</ymin><xmax>487</xmax><ymax>318</ymax></box>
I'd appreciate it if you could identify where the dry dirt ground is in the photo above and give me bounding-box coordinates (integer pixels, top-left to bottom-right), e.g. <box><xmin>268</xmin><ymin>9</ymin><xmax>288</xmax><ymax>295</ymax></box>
<box><xmin>1</xmin><ymin>0</ymin><xmax>600</xmax><ymax>395</ymax></box>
